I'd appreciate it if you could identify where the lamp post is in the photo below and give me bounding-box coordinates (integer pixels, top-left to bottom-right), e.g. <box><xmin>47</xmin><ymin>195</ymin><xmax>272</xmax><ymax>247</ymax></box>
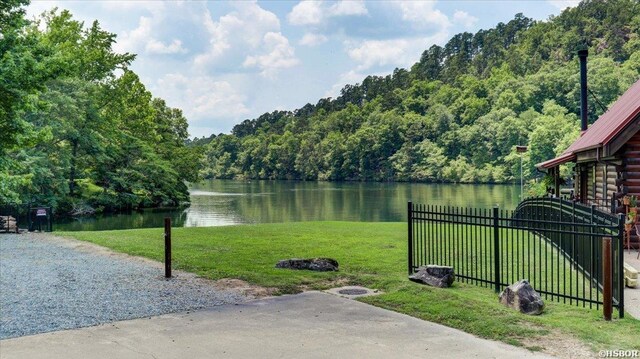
<box><xmin>516</xmin><ymin>146</ymin><xmax>528</xmax><ymax>200</ymax></box>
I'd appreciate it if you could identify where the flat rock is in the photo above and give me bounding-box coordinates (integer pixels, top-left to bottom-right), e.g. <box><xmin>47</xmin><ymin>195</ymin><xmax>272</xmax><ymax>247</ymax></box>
<box><xmin>409</xmin><ymin>265</ymin><xmax>455</xmax><ymax>288</ymax></box>
<box><xmin>499</xmin><ymin>280</ymin><xmax>544</xmax><ymax>315</ymax></box>
<box><xmin>275</xmin><ymin>258</ymin><xmax>338</xmax><ymax>272</ymax></box>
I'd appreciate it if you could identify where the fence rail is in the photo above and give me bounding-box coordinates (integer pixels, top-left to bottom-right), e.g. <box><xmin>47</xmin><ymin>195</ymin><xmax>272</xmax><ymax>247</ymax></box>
<box><xmin>0</xmin><ymin>204</ymin><xmax>23</xmax><ymax>233</ymax></box>
<box><xmin>408</xmin><ymin>198</ymin><xmax>624</xmax><ymax>317</ymax></box>
<box><xmin>0</xmin><ymin>204</ymin><xmax>53</xmax><ymax>233</ymax></box>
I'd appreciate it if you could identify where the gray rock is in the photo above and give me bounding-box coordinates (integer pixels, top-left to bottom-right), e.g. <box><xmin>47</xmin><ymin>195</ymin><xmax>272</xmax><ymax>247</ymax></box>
<box><xmin>499</xmin><ymin>280</ymin><xmax>544</xmax><ymax>315</ymax></box>
<box><xmin>275</xmin><ymin>258</ymin><xmax>338</xmax><ymax>271</ymax></box>
<box><xmin>409</xmin><ymin>265</ymin><xmax>455</xmax><ymax>288</ymax></box>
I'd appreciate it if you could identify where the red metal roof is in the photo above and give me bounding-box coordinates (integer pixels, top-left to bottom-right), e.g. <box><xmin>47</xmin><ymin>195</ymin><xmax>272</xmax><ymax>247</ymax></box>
<box><xmin>536</xmin><ymin>152</ymin><xmax>576</xmax><ymax>170</ymax></box>
<box><xmin>537</xmin><ymin>78</ymin><xmax>640</xmax><ymax>169</ymax></box>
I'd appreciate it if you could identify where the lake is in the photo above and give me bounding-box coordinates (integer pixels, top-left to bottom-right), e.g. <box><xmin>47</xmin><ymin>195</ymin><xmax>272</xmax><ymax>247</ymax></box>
<box><xmin>56</xmin><ymin>180</ymin><xmax>522</xmax><ymax>231</ymax></box>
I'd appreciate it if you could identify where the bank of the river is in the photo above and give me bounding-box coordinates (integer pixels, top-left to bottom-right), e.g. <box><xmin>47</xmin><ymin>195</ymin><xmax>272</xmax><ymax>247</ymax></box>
<box><xmin>60</xmin><ymin>222</ymin><xmax>640</xmax><ymax>356</ymax></box>
<box><xmin>56</xmin><ymin>180</ymin><xmax>521</xmax><ymax>231</ymax></box>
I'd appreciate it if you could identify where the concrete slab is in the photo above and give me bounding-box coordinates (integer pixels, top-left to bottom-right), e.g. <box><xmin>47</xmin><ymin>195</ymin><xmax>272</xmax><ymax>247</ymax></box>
<box><xmin>0</xmin><ymin>291</ymin><xmax>553</xmax><ymax>359</ymax></box>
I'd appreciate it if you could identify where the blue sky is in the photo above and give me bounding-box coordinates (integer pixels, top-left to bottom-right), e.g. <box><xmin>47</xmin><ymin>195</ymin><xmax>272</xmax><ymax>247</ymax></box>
<box><xmin>27</xmin><ymin>1</ymin><xmax>580</xmax><ymax>138</ymax></box>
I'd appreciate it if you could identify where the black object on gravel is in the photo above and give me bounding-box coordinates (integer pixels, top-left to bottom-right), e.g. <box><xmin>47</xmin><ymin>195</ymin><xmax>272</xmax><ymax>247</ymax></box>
<box><xmin>0</xmin><ymin>234</ymin><xmax>247</xmax><ymax>339</ymax></box>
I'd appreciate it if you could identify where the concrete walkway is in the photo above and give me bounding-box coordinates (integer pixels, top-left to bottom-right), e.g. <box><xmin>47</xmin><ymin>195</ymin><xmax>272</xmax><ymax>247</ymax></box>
<box><xmin>0</xmin><ymin>291</ymin><xmax>552</xmax><ymax>359</ymax></box>
<box><xmin>624</xmin><ymin>251</ymin><xmax>640</xmax><ymax>319</ymax></box>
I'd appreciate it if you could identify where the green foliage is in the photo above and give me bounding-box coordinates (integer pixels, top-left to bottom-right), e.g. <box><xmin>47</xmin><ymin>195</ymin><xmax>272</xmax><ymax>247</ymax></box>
<box><xmin>201</xmin><ymin>0</ymin><xmax>640</xmax><ymax>184</ymax></box>
<box><xmin>0</xmin><ymin>6</ymin><xmax>199</xmax><ymax>213</ymax></box>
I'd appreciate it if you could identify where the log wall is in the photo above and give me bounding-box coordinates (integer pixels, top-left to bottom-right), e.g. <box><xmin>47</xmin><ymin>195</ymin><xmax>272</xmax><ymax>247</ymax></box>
<box><xmin>620</xmin><ymin>131</ymin><xmax>640</xmax><ymax>249</ymax></box>
<box><xmin>572</xmin><ymin>129</ymin><xmax>640</xmax><ymax>249</ymax></box>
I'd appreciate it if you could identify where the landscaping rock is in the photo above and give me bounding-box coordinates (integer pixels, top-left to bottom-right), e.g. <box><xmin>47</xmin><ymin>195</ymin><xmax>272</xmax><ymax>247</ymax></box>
<box><xmin>409</xmin><ymin>265</ymin><xmax>455</xmax><ymax>288</ymax></box>
<box><xmin>499</xmin><ymin>280</ymin><xmax>544</xmax><ymax>315</ymax></box>
<box><xmin>275</xmin><ymin>258</ymin><xmax>338</xmax><ymax>272</ymax></box>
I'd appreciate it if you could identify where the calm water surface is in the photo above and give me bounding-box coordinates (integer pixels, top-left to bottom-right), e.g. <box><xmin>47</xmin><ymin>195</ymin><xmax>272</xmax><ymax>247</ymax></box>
<box><xmin>57</xmin><ymin>180</ymin><xmax>521</xmax><ymax>231</ymax></box>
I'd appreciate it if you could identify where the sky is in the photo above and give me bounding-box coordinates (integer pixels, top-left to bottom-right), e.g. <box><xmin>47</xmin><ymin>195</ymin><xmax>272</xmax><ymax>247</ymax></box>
<box><xmin>26</xmin><ymin>0</ymin><xmax>580</xmax><ymax>138</ymax></box>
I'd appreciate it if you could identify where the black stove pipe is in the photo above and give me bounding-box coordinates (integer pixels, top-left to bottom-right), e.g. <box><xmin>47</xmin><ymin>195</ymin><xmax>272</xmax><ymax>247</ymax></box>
<box><xmin>578</xmin><ymin>49</ymin><xmax>588</xmax><ymax>132</ymax></box>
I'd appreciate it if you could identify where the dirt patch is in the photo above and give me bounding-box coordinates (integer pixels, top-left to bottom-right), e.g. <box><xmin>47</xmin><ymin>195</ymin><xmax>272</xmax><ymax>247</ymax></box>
<box><xmin>211</xmin><ymin>278</ymin><xmax>278</xmax><ymax>298</ymax></box>
<box><xmin>519</xmin><ymin>328</ymin><xmax>595</xmax><ymax>358</ymax></box>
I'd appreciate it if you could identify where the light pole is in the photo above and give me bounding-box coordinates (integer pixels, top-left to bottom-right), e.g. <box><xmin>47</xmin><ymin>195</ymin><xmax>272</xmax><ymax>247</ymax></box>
<box><xmin>516</xmin><ymin>145</ymin><xmax>528</xmax><ymax>200</ymax></box>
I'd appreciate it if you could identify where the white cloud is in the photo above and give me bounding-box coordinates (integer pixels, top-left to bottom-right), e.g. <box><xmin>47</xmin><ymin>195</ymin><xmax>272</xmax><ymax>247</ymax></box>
<box><xmin>299</xmin><ymin>32</ymin><xmax>328</xmax><ymax>46</ymax></box>
<box><xmin>348</xmin><ymin>39</ymin><xmax>408</xmax><ymax>70</ymax></box>
<box><xmin>287</xmin><ymin>1</ymin><xmax>324</xmax><ymax>25</ymax></box>
<box><xmin>195</xmin><ymin>2</ymin><xmax>296</xmax><ymax>77</ymax></box>
<box><xmin>547</xmin><ymin>0</ymin><xmax>581</xmax><ymax>10</ymax></box>
<box><xmin>146</xmin><ymin>39</ymin><xmax>188</xmax><ymax>55</ymax></box>
<box><xmin>395</xmin><ymin>1</ymin><xmax>450</xmax><ymax>30</ymax></box>
<box><xmin>338</xmin><ymin>2</ymin><xmax>451</xmax><ymax>71</ymax></box>
<box><xmin>324</xmin><ymin>70</ymin><xmax>367</xmax><ymax>98</ymax></box>
<box><xmin>156</xmin><ymin>73</ymin><xmax>250</xmax><ymax>123</ymax></box>
<box><xmin>328</xmin><ymin>0</ymin><xmax>368</xmax><ymax>16</ymax></box>
<box><xmin>115</xmin><ymin>16</ymin><xmax>188</xmax><ymax>55</ymax></box>
<box><xmin>100</xmin><ymin>1</ymin><xmax>166</xmax><ymax>14</ymax></box>
<box><xmin>287</xmin><ymin>0</ymin><xmax>368</xmax><ymax>26</ymax></box>
<box><xmin>243</xmin><ymin>32</ymin><xmax>299</xmax><ymax>78</ymax></box>
<box><xmin>453</xmin><ymin>10</ymin><xmax>478</xmax><ymax>29</ymax></box>
<box><xmin>346</xmin><ymin>32</ymin><xmax>449</xmax><ymax>71</ymax></box>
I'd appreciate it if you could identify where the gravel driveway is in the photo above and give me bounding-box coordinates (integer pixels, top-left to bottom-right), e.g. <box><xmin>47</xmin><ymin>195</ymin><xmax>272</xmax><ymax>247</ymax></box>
<box><xmin>0</xmin><ymin>233</ymin><xmax>247</xmax><ymax>339</ymax></box>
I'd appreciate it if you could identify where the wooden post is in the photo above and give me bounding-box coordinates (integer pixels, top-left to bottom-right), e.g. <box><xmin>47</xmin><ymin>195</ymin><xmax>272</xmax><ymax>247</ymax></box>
<box><xmin>164</xmin><ymin>217</ymin><xmax>172</xmax><ymax>278</ymax></box>
<box><xmin>602</xmin><ymin>237</ymin><xmax>612</xmax><ymax>321</ymax></box>
<box><xmin>618</xmin><ymin>214</ymin><xmax>625</xmax><ymax>318</ymax></box>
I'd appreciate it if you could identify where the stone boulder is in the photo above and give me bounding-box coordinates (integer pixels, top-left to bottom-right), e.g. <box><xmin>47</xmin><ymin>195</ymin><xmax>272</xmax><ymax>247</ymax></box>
<box><xmin>499</xmin><ymin>280</ymin><xmax>544</xmax><ymax>315</ymax></box>
<box><xmin>409</xmin><ymin>265</ymin><xmax>455</xmax><ymax>288</ymax></box>
<box><xmin>276</xmin><ymin>258</ymin><xmax>338</xmax><ymax>272</ymax></box>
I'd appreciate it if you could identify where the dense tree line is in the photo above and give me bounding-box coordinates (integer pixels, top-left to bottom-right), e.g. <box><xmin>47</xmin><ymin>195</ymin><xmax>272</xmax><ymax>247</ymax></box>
<box><xmin>1</xmin><ymin>1</ymin><xmax>201</xmax><ymax>214</ymax></box>
<box><xmin>202</xmin><ymin>0</ymin><xmax>640</xmax><ymax>184</ymax></box>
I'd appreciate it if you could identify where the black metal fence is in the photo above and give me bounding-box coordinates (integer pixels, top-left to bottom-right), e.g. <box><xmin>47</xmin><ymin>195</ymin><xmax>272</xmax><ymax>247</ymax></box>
<box><xmin>0</xmin><ymin>204</ymin><xmax>23</xmax><ymax>233</ymax></box>
<box><xmin>0</xmin><ymin>204</ymin><xmax>53</xmax><ymax>233</ymax></box>
<box><xmin>408</xmin><ymin>197</ymin><xmax>625</xmax><ymax>317</ymax></box>
<box><xmin>27</xmin><ymin>206</ymin><xmax>53</xmax><ymax>232</ymax></box>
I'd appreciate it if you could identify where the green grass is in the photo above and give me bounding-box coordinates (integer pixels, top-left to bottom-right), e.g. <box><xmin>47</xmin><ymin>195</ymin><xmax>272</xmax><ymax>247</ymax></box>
<box><xmin>59</xmin><ymin>222</ymin><xmax>640</xmax><ymax>353</ymax></box>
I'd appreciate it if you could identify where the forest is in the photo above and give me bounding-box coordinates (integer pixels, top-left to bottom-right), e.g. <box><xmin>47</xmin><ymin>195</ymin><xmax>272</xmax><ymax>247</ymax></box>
<box><xmin>1</xmin><ymin>1</ymin><xmax>201</xmax><ymax>214</ymax></box>
<box><xmin>198</xmin><ymin>0</ymin><xmax>640</xmax><ymax>186</ymax></box>
<box><xmin>3</xmin><ymin>0</ymin><xmax>640</xmax><ymax>215</ymax></box>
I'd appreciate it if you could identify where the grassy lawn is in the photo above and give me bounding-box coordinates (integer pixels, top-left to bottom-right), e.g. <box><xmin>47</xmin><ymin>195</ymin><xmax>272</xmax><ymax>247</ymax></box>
<box><xmin>59</xmin><ymin>222</ymin><xmax>640</xmax><ymax>353</ymax></box>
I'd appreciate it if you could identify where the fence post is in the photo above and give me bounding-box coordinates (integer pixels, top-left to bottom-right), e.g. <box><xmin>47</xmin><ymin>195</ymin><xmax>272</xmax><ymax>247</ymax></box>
<box><xmin>164</xmin><ymin>217</ymin><xmax>172</xmax><ymax>278</ymax></box>
<box><xmin>15</xmin><ymin>205</ymin><xmax>20</xmax><ymax>234</ymax></box>
<box><xmin>48</xmin><ymin>207</ymin><xmax>53</xmax><ymax>232</ymax></box>
<box><xmin>493</xmin><ymin>207</ymin><xmax>501</xmax><ymax>293</ymax></box>
<box><xmin>618</xmin><ymin>214</ymin><xmax>625</xmax><ymax>318</ymax></box>
<box><xmin>603</xmin><ymin>237</ymin><xmax>612</xmax><ymax>321</ymax></box>
<box><xmin>408</xmin><ymin>202</ymin><xmax>413</xmax><ymax>276</ymax></box>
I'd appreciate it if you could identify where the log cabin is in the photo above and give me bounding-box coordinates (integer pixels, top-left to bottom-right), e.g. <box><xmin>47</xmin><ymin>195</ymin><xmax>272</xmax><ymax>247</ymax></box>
<box><xmin>536</xmin><ymin>77</ymin><xmax>640</xmax><ymax>249</ymax></box>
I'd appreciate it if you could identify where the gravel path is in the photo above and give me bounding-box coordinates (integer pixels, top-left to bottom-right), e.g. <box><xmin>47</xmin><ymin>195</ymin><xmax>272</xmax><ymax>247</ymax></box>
<box><xmin>0</xmin><ymin>233</ymin><xmax>247</xmax><ymax>339</ymax></box>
